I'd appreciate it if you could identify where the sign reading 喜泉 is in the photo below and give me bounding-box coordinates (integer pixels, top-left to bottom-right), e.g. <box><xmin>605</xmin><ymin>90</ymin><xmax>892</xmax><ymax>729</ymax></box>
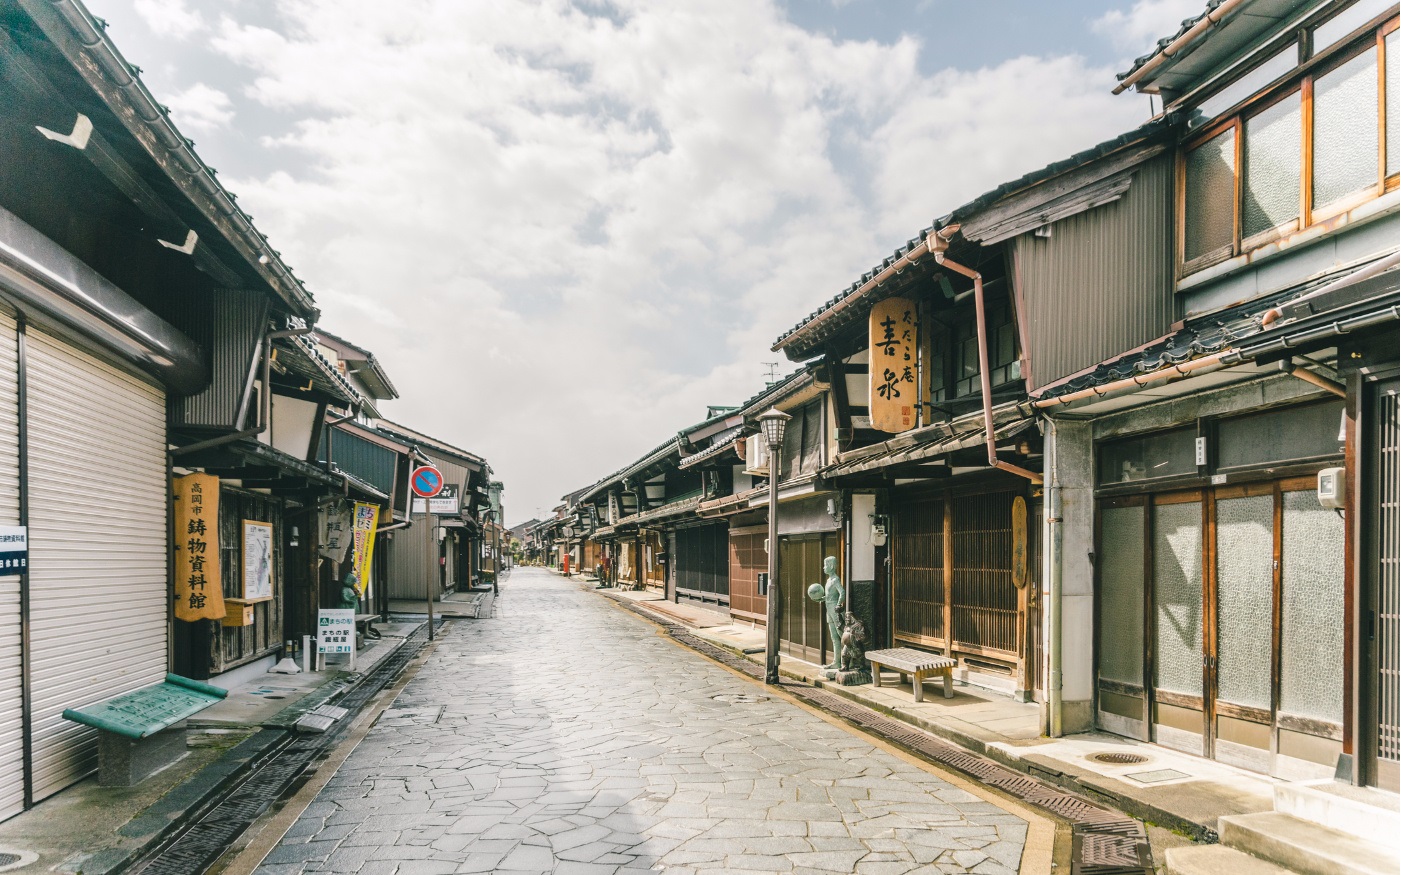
<box><xmin>869</xmin><ymin>296</ymin><xmax>919</xmax><ymax>433</ymax></box>
<box><xmin>317</xmin><ymin>609</ymin><xmax>355</xmax><ymax>654</ymax></box>
<box><xmin>174</xmin><ymin>473</ymin><xmax>225</xmax><ymax>621</ymax></box>
<box><xmin>0</xmin><ymin>526</ymin><xmax>27</xmax><ymax>575</ymax></box>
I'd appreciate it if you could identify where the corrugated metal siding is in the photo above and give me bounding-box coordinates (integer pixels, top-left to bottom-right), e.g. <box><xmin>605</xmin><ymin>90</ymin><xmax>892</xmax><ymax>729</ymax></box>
<box><xmin>318</xmin><ymin>429</ymin><xmax>398</xmax><ymax>496</ymax></box>
<box><xmin>0</xmin><ymin>308</ymin><xmax>22</xmax><ymax>820</ymax></box>
<box><xmin>26</xmin><ymin>328</ymin><xmax>167</xmax><ymax>802</ymax></box>
<box><xmin>169</xmin><ymin>288</ymin><xmax>267</xmax><ymax>429</ymax></box>
<box><xmin>1013</xmin><ymin>155</ymin><xmax>1175</xmax><ymax>391</ymax></box>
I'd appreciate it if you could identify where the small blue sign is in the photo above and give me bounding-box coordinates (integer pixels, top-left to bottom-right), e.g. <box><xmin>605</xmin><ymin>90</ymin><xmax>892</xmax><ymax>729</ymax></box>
<box><xmin>0</xmin><ymin>526</ymin><xmax>27</xmax><ymax>576</ymax></box>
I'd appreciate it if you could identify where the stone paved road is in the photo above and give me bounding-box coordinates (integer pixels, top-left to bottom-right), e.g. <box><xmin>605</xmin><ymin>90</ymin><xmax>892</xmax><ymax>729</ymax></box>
<box><xmin>254</xmin><ymin>570</ymin><xmax>1033</xmax><ymax>875</ymax></box>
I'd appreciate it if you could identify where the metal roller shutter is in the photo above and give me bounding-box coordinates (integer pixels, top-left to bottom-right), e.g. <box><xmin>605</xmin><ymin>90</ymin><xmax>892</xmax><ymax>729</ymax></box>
<box><xmin>25</xmin><ymin>328</ymin><xmax>167</xmax><ymax>802</ymax></box>
<box><xmin>0</xmin><ymin>309</ymin><xmax>22</xmax><ymax>819</ymax></box>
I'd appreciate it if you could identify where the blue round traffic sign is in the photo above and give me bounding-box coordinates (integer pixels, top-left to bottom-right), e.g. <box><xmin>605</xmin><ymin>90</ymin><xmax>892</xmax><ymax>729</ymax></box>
<box><xmin>411</xmin><ymin>465</ymin><xmax>444</xmax><ymax>498</ymax></box>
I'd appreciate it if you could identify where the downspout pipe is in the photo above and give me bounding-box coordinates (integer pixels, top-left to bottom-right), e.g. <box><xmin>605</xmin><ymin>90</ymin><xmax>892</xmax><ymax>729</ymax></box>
<box><xmin>1045</xmin><ymin>419</ymin><xmax>1064</xmax><ymax>737</ymax></box>
<box><xmin>930</xmin><ymin>246</ymin><xmax>1043</xmax><ymax>485</ymax></box>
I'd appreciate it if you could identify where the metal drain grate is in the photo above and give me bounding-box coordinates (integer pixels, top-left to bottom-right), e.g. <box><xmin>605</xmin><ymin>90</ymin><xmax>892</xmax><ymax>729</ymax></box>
<box><xmin>612</xmin><ymin>595</ymin><xmax>1155</xmax><ymax>875</ymax></box>
<box><xmin>127</xmin><ymin>621</ymin><xmax>439</xmax><ymax>875</ymax></box>
<box><xmin>1089</xmin><ymin>751</ymin><xmax>1151</xmax><ymax>765</ymax></box>
<box><xmin>0</xmin><ymin>854</ymin><xmax>18</xmax><ymax>867</ymax></box>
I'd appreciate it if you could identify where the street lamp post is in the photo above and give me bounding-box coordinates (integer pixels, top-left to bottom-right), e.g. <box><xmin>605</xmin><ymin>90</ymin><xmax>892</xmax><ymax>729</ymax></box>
<box><xmin>760</xmin><ymin>408</ymin><xmax>791</xmax><ymax>685</ymax></box>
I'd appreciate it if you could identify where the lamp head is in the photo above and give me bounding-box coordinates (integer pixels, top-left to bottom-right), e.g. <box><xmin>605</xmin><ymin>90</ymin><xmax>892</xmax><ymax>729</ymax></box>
<box><xmin>758</xmin><ymin>408</ymin><xmax>792</xmax><ymax>449</ymax></box>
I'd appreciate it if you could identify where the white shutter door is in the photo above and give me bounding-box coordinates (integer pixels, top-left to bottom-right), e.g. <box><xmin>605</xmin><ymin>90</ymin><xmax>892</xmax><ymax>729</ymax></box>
<box><xmin>26</xmin><ymin>328</ymin><xmax>167</xmax><ymax>802</ymax></box>
<box><xmin>0</xmin><ymin>310</ymin><xmax>22</xmax><ymax>820</ymax></box>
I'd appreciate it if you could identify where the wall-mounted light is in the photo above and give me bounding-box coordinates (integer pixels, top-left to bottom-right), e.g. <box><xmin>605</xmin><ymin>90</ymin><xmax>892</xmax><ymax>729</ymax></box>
<box><xmin>290</xmin><ymin>525</ymin><xmax>300</xmax><ymax>547</ymax></box>
<box><xmin>869</xmin><ymin>513</ymin><xmax>889</xmax><ymax>547</ymax></box>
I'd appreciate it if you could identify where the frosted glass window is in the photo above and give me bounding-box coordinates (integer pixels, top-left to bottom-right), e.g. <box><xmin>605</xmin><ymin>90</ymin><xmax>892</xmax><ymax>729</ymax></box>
<box><xmin>1194</xmin><ymin>44</ymin><xmax>1298</xmax><ymax>127</ymax></box>
<box><xmin>1242</xmin><ymin>93</ymin><xmax>1302</xmax><ymax>238</ymax></box>
<box><xmin>1313</xmin><ymin>47</ymin><xmax>1380</xmax><ymax>211</ymax></box>
<box><xmin>1280</xmin><ymin>489</ymin><xmax>1345</xmax><ymax>722</ymax></box>
<box><xmin>1185</xmin><ymin>129</ymin><xmax>1237</xmax><ymax>262</ymax></box>
<box><xmin>1387</xmin><ymin>31</ymin><xmax>1398</xmax><ymax>178</ymax></box>
<box><xmin>1313</xmin><ymin>0</ymin><xmax>1393</xmax><ymax>55</ymax></box>
<box><xmin>1154</xmin><ymin>502</ymin><xmax>1204</xmax><ymax>696</ymax></box>
<box><xmin>1099</xmin><ymin>506</ymin><xmax>1145</xmax><ymax>685</ymax></box>
<box><xmin>1215</xmin><ymin>495</ymin><xmax>1275</xmax><ymax>710</ymax></box>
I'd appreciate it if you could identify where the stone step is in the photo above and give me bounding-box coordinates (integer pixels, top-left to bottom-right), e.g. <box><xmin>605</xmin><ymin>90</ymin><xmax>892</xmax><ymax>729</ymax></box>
<box><xmin>1273</xmin><ymin>780</ymin><xmax>1400</xmax><ymax>850</ymax></box>
<box><xmin>1165</xmin><ymin>844</ymin><xmax>1296</xmax><ymax>875</ymax></box>
<box><xmin>1219</xmin><ymin>811</ymin><xmax>1400</xmax><ymax>875</ymax></box>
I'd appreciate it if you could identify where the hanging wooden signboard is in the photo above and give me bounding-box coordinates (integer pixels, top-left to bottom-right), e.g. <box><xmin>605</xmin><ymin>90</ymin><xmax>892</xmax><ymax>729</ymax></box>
<box><xmin>173</xmin><ymin>473</ymin><xmax>225</xmax><ymax>621</ymax></box>
<box><xmin>1011</xmin><ymin>495</ymin><xmax>1029</xmax><ymax>589</ymax></box>
<box><xmin>869</xmin><ymin>296</ymin><xmax>919</xmax><ymax>433</ymax></box>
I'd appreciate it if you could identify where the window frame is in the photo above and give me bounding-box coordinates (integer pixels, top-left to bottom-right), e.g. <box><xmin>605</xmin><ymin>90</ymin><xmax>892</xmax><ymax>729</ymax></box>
<box><xmin>1177</xmin><ymin>13</ymin><xmax>1399</xmax><ymax>278</ymax></box>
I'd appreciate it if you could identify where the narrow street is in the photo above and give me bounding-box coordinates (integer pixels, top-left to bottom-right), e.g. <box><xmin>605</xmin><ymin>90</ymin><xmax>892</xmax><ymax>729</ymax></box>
<box><xmin>253</xmin><ymin>569</ymin><xmax>1040</xmax><ymax>875</ymax></box>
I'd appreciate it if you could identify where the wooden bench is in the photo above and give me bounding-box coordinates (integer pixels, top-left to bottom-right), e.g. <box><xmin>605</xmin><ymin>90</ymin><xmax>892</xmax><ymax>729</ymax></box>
<box><xmin>63</xmin><ymin>674</ymin><xmax>227</xmax><ymax>786</ymax></box>
<box><xmin>355</xmin><ymin>613</ymin><xmax>382</xmax><ymax>640</ymax></box>
<box><xmin>866</xmin><ymin>648</ymin><xmax>957</xmax><ymax>702</ymax></box>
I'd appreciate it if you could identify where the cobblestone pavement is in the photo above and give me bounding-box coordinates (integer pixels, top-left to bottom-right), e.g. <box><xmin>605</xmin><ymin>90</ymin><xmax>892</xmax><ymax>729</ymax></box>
<box><xmin>254</xmin><ymin>570</ymin><xmax>1034</xmax><ymax>875</ymax></box>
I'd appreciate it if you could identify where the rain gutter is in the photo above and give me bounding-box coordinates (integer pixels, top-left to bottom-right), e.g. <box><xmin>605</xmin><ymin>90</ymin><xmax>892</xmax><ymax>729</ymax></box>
<box><xmin>1112</xmin><ymin>0</ymin><xmax>1250</xmax><ymax>95</ymax></box>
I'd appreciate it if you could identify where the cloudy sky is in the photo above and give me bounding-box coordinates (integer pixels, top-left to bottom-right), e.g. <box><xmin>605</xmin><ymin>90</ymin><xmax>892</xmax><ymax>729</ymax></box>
<box><xmin>86</xmin><ymin>0</ymin><xmax>1202</xmax><ymax>524</ymax></box>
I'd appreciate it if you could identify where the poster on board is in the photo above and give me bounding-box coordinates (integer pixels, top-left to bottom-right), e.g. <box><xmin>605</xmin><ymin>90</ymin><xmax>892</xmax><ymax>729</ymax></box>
<box><xmin>243</xmin><ymin>520</ymin><xmax>274</xmax><ymax>601</ymax></box>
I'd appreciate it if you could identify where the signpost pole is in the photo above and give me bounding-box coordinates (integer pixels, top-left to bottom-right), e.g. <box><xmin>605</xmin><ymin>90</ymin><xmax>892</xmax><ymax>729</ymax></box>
<box><xmin>427</xmin><ymin>512</ymin><xmax>436</xmax><ymax>641</ymax></box>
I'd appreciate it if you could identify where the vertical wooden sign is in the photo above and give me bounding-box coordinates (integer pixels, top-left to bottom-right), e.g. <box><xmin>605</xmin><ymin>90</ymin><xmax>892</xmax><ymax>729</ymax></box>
<box><xmin>173</xmin><ymin>473</ymin><xmax>225</xmax><ymax>621</ymax></box>
<box><xmin>1011</xmin><ymin>495</ymin><xmax>1029</xmax><ymax>589</ymax></box>
<box><xmin>869</xmin><ymin>296</ymin><xmax>919</xmax><ymax>433</ymax></box>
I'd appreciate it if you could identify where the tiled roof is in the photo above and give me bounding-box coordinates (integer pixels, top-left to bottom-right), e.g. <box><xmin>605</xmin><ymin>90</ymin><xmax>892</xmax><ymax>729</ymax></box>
<box><xmin>1114</xmin><ymin>0</ymin><xmax>1231</xmax><ymax>87</ymax></box>
<box><xmin>678</xmin><ymin>425</ymin><xmax>744</xmax><ymax>470</ymax></box>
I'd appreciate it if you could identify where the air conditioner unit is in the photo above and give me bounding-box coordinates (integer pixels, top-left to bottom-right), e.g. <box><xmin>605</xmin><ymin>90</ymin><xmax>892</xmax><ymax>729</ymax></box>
<box><xmin>744</xmin><ymin>435</ymin><xmax>769</xmax><ymax>476</ymax></box>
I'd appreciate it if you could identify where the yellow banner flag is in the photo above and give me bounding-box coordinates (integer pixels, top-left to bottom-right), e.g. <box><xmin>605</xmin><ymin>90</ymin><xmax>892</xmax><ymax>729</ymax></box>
<box><xmin>173</xmin><ymin>473</ymin><xmax>225</xmax><ymax>621</ymax></box>
<box><xmin>350</xmin><ymin>502</ymin><xmax>380</xmax><ymax>596</ymax></box>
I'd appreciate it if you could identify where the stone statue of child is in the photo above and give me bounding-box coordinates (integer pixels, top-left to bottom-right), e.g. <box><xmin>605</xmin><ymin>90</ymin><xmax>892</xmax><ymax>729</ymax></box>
<box><xmin>814</xmin><ymin>555</ymin><xmax>843</xmax><ymax>669</ymax></box>
<box><xmin>337</xmin><ymin>571</ymin><xmax>360</xmax><ymax>610</ymax></box>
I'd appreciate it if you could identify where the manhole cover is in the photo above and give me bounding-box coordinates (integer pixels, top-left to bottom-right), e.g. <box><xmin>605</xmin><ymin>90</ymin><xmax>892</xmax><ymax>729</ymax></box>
<box><xmin>0</xmin><ymin>849</ymin><xmax>37</xmax><ymax>872</ymax></box>
<box><xmin>711</xmin><ymin>694</ymin><xmax>769</xmax><ymax>704</ymax></box>
<box><xmin>1088</xmin><ymin>751</ymin><xmax>1151</xmax><ymax>765</ymax></box>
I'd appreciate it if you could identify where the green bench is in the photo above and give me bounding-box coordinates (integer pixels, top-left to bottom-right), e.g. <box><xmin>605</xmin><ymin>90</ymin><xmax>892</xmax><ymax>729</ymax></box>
<box><xmin>63</xmin><ymin>674</ymin><xmax>227</xmax><ymax>786</ymax></box>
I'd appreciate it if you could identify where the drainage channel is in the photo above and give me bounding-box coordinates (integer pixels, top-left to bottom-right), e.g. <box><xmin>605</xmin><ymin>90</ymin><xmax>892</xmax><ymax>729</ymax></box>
<box><xmin>125</xmin><ymin>621</ymin><xmax>441</xmax><ymax>875</ymax></box>
<box><xmin>611</xmin><ymin>596</ymin><xmax>1155</xmax><ymax>875</ymax></box>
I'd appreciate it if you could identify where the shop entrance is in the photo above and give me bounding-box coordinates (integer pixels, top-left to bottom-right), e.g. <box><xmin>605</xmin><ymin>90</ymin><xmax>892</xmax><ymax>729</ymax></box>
<box><xmin>1096</xmin><ymin>479</ymin><xmax>1345</xmax><ymax>777</ymax></box>
<box><xmin>778</xmin><ymin>533</ymin><xmax>837</xmax><ymax>665</ymax></box>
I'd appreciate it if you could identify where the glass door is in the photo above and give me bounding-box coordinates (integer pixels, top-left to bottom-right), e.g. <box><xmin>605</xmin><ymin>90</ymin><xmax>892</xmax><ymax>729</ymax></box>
<box><xmin>1150</xmin><ymin>491</ymin><xmax>1207</xmax><ymax>756</ymax></box>
<box><xmin>1209</xmin><ymin>483</ymin><xmax>1277</xmax><ymax>771</ymax></box>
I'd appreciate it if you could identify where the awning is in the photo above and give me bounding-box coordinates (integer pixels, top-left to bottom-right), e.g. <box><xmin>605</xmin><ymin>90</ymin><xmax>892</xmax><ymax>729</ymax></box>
<box><xmin>620</xmin><ymin>495</ymin><xmax>702</xmax><ymax>527</ymax></box>
<box><xmin>698</xmin><ymin>486</ymin><xmax>765</xmax><ymax>518</ymax></box>
<box><xmin>823</xmin><ymin>416</ymin><xmax>1035</xmax><ymax>479</ymax></box>
<box><xmin>679</xmin><ymin>426</ymin><xmax>744</xmax><ymax>469</ymax></box>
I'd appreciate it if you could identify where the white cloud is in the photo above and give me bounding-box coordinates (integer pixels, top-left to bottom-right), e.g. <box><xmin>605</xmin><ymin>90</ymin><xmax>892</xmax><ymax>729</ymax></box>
<box><xmin>165</xmin><ymin>82</ymin><xmax>234</xmax><ymax>133</ymax></box>
<box><xmin>867</xmin><ymin>54</ymin><xmax>1148</xmax><ymax>239</ymax></box>
<box><xmin>1093</xmin><ymin>0</ymin><xmax>1208</xmax><ymax>54</ymax></box>
<box><xmin>132</xmin><ymin>0</ymin><xmax>206</xmax><ymax>40</ymax></box>
<box><xmin>188</xmin><ymin>0</ymin><xmax>1145</xmax><ymax>520</ymax></box>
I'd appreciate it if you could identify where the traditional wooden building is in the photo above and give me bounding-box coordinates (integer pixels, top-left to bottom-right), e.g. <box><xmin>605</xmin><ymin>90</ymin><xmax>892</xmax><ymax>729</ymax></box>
<box><xmin>0</xmin><ymin>0</ymin><xmax>332</xmax><ymax>815</ymax></box>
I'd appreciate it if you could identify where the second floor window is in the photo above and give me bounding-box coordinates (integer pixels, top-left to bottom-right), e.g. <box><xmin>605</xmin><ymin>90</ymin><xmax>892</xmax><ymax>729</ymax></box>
<box><xmin>1181</xmin><ymin>14</ymin><xmax>1397</xmax><ymax>273</ymax></box>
